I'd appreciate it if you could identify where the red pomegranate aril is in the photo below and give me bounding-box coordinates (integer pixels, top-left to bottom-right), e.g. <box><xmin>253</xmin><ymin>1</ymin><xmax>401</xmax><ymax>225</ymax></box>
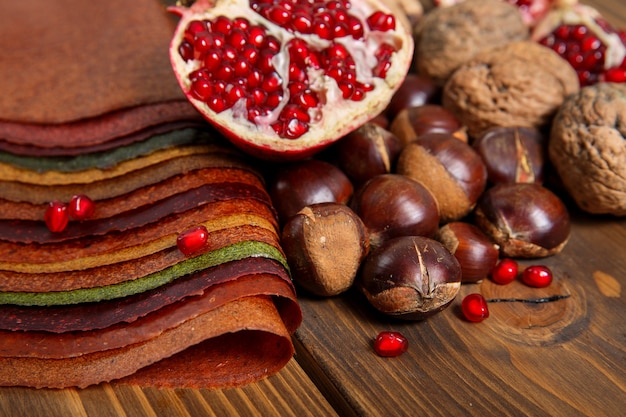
<box><xmin>208</xmin><ymin>96</ymin><xmax>227</xmax><ymax>112</ymax></box>
<box><xmin>605</xmin><ymin>67</ymin><xmax>626</xmax><ymax>82</ymax></box>
<box><xmin>186</xmin><ymin>20</ymin><xmax>208</xmax><ymax>39</ymax></box>
<box><xmin>177</xmin><ymin>225</ymin><xmax>209</xmax><ymax>256</ymax></box>
<box><xmin>314</xmin><ymin>20</ymin><xmax>333</xmax><ymax>39</ymax></box>
<box><xmin>233</xmin><ymin>16</ymin><xmax>250</xmax><ymax>30</ymax></box>
<box><xmin>491</xmin><ymin>258</ymin><xmax>519</xmax><ymax>285</ymax></box>
<box><xmin>268</xmin><ymin>5</ymin><xmax>290</xmax><ymax>25</ymax></box>
<box><xmin>204</xmin><ymin>50</ymin><xmax>221</xmax><ymax>71</ymax></box>
<box><xmin>461</xmin><ymin>294</ymin><xmax>489</xmax><ymax>323</ymax></box>
<box><xmin>178</xmin><ymin>41</ymin><xmax>194</xmax><ymax>61</ymax></box>
<box><xmin>69</xmin><ymin>194</ymin><xmax>96</xmax><ymax>221</ymax></box>
<box><xmin>374</xmin><ymin>331</ymin><xmax>408</xmax><ymax>357</ymax></box>
<box><xmin>213</xmin><ymin>15</ymin><xmax>232</xmax><ymax>34</ymax></box>
<box><xmin>266</xmin><ymin>92</ymin><xmax>283</xmax><ymax>107</ymax></box>
<box><xmin>366</xmin><ymin>11</ymin><xmax>395</xmax><ymax>32</ymax></box>
<box><xmin>44</xmin><ymin>201</ymin><xmax>70</xmax><ymax>233</ymax></box>
<box><xmin>293</xmin><ymin>13</ymin><xmax>313</xmax><ymax>33</ymax></box>
<box><xmin>348</xmin><ymin>16</ymin><xmax>364</xmax><ymax>39</ymax></box>
<box><xmin>263</xmin><ymin>72</ymin><xmax>283</xmax><ymax>92</ymax></box>
<box><xmin>284</xmin><ymin>119</ymin><xmax>309</xmax><ymax>139</ymax></box>
<box><xmin>248</xmin><ymin>26</ymin><xmax>265</xmax><ymax>47</ymax></box>
<box><xmin>190</xmin><ymin>78</ymin><xmax>213</xmax><ymax>100</ymax></box>
<box><xmin>522</xmin><ymin>265</ymin><xmax>553</xmax><ymax>288</ymax></box>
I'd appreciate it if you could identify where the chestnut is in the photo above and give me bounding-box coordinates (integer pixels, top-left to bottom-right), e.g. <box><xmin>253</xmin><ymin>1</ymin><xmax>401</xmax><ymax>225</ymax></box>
<box><xmin>396</xmin><ymin>133</ymin><xmax>488</xmax><ymax>223</ymax></box>
<box><xmin>281</xmin><ymin>203</ymin><xmax>369</xmax><ymax>296</ymax></box>
<box><xmin>385</xmin><ymin>74</ymin><xmax>440</xmax><ymax>121</ymax></box>
<box><xmin>436</xmin><ymin>222</ymin><xmax>499</xmax><ymax>283</ymax></box>
<box><xmin>358</xmin><ymin>236</ymin><xmax>462</xmax><ymax>320</ymax></box>
<box><xmin>472</xmin><ymin>126</ymin><xmax>546</xmax><ymax>185</ymax></box>
<box><xmin>389</xmin><ymin>104</ymin><xmax>466</xmax><ymax>146</ymax></box>
<box><xmin>350</xmin><ymin>174</ymin><xmax>440</xmax><ymax>249</ymax></box>
<box><xmin>474</xmin><ymin>183</ymin><xmax>571</xmax><ymax>258</ymax></box>
<box><xmin>332</xmin><ymin>123</ymin><xmax>403</xmax><ymax>187</ymax></box>
<box><xmin>268</xmin><ymin>159</ymin><xmax>353</xmax><ymax>224</ymax></box>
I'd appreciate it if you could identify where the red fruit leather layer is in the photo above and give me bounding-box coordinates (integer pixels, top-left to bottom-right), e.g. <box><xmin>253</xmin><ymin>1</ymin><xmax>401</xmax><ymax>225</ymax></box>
<box><xmin>0</xmin><ymin>256</ymin><xmax>293</xmax><ymax>334</ymax></box>
<box><xmin>0</xmin><ymin>0</ymin><xmax>185</xmax><ymax>125</ymax></box>
<box><xmin>0</xmin><ymin>102</ymin><xmax>204</xmax><ymax>154</ymax></box>
<box><xmin>0</xmin><ymin>167</ymin><xmax>265</xmax><ymax>221</ymax></box>
<box><xmin>0</xmin><ymin>182</ymin><xmax>272</xmax><ymax>244</ymax></box>
<box><xmin>0</xmin><ymin>296</ymin><xmax>298</xmax><ymax>389</ymax></box>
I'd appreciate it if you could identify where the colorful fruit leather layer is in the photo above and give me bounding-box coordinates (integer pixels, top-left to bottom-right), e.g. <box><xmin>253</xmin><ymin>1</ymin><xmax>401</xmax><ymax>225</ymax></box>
<box><xmin>0</xmin><ymin>0</ymin><xmax>301</xmax><ymax>390</ymax></box>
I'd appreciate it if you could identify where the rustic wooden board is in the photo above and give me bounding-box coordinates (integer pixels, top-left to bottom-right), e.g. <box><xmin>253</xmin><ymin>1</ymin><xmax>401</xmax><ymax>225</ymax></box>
<box><xmin>0</xmin><ymin>359</ymin><xmax>339</xmax><ymax>417</ymax></box>
<box><xmin>293</xmin><ymin>208</ymin><xmax>626</xmax><ymax>417</ymax></box>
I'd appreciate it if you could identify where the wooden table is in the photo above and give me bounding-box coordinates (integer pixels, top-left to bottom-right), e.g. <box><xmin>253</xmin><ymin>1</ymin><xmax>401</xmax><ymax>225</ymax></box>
<box><xmin>1</xmin><ymin>1</ymin><xmax>625</xmax><ymax>416</ymax></box>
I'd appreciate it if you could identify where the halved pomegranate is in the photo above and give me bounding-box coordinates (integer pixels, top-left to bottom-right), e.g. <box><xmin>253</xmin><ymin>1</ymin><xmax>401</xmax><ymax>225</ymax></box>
<box><xmin>532</xmin><ymin>2</ymin><xmax>626</xmax><ymax>85</ymax></box>
<box><xmin>168</xmin><ymin>0</ymin><xmax>413</xmax><ymax>160</ymax></box>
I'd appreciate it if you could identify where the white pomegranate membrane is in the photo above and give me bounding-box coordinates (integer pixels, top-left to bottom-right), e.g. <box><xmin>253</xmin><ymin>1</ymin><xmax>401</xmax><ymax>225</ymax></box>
<box><xmin>169</xmin><ymin>0</ymin><xmax>412</xmax><ymax>159</ymax></box>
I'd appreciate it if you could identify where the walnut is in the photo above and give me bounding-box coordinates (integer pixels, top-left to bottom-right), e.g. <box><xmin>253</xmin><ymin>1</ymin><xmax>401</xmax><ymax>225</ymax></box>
<box><xmin>442</xmin><ymin>41</ymin><xmax>580</xmax><ymax>138</ymax></box>
<box><xmin>549</xmin><ymin>83</ymin><xmax>626</xmax><ymax>216</ymax></box>
<box><xmin>414</xmin><ymin>0</ymin><xmax>528</xmax><ymax>86</ymax></box>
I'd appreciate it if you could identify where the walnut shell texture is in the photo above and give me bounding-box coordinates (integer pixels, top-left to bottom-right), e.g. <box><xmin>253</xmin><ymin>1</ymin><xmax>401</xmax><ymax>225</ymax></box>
<box><xmin>414</xmin><ymin>0</ymin><xmax>528</xmax><ymax>86</ymax></box>
<box><xmin>549</xmin><ymin>82</ymin><xmax>626</xmax><ymax>216</ymax></box>
<box><xmin>442</xmin><ymin>41</ymin><xmax>580</xmax><ymax>139</ymax></box>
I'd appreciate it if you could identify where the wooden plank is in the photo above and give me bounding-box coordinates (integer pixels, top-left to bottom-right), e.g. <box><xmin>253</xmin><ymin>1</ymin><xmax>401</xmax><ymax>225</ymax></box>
<box><xmin>0</xmin><ymin>359</ymin><xmax>339</xmax><ymax>417</ymax></box>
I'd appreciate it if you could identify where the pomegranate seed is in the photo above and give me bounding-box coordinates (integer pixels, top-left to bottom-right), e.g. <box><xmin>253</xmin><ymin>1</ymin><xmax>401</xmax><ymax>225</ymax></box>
<box><xmin>232</xmin><ymin>17</ymin><xmax>250</xmax><ymax>30</ymax></box>
<box><xmin>268</xmin><ymin>5</ymin><xmax>291</xmax><ymax>25</ymax></box>
<box><xmin>264</xmin><ymin>35</ymin><xmax>281</xmax><ymax>52</ymax></box>
<box><xmin>313</xmin><ymin>20</ymin><xmax>333</xmax><ymax>40</ymax></box>
<box><xmin>213</xmin><ymin>16</ymin><xmax>232</xmax><ymax>35</ymax></box>
<box><xmin>461</xmin><ymin>294</ymin><xmax>490</xmax><ymax>323</ymax></box>
<box><xmin>193</xmin><ymin>33</ymin><xmax>213</xmax><ymax>55</ymax></box>
<box><xmin>373</xmin><ymin>59</ymin><xmax>392</xmax><ymax>78</ymax></box>
<box><xmin>604</xmin><ymin>67</ymin><xmax>626</xmax><ymax>83</ymax></box>
<box><xmin>233</xmin><ymin>58</ymin><xmax>250</xmax><ymax>77</ymax></box>
<box><xmin>248</xmin><ymin>26</ymin><xmax>266</xmax><ymax>48</ymax></box>
<box><xmin>247</xmin><ymin>69</ymin><xmax>263</xmax><ymax>87</ymax></box>
<box><xmin>348</xmin><ymin>16</ymin><xmax>364</xmax><ymax>39</ymax></box>
<box><xmin>190</xmin><ymin>78</ymin><xmax>213</xmax><ymax>101</ymax></box>
<box><xmin>185</xmin><ymin>20</ymin><xmax>207</xmax><ymax>39</ymax></box>
<box><xmin>289</xmin><ymin>81</ymin><xmax>307</xmax><ymax>95</ymax></box>
<box><xmin>338</xmin><ymin>82</ymin><xmax>354</xmax><ymax>99</ymax></box>
<box><xmin>68</xmin><ymin>194</ymin><xmax>95</xmax><ymax>220</ymax></box>
<box><xmin>522</xmin><ymin>265</ymin><xmax>553</xmax><ymax>288</ymax></box>
<box><xmin>178</xmin><ymin>41</ymin><xmax>194</xmax><ymax>61</ymax></box>
<box><xmin>366</xmin><ymin>11</ymin><xmax>395</xmax><ymax>32</ymax></box>
<box><xmin>491</xmin><ymin>258</ymin><xmax>518</xmax><ymax>285</ymax></box>
<box><xmin>251</xmin><ymin>88</ymin><xmax>268</xmax><ymax>105</ymax></box>
<box><xmin>284</xmin><ymin>119</ymin><xmax>309</xmax><ymax>139</ymax></box>
<box><xmin>373</xmin><ymin>331</ymin><xmax>408</xmax><ymax>357</ymax></box>
<box><xmin>228</xmin><ymin>28</ymin><xmax>247</xmax><ymax>49</ymax></box>
<box><xmin>216</xmin><ymin>65</ymin><xmax>234</xmax><ymax>81</ymax></box>
<box><xmin>44</xmin><ymin>201</ymin><xmax>69</xmax><ymax>233</ymax></box>
<box><xmin>207</xmin><ymin>96</ymin><xmax>227</xmax><ymax>113</ymax></box>
<box><xmin>262</xmin><ymin>72</ymin><xmax>283</xmax><ymax>92</ymax></box>
<box><xmin>204</xmin><ymin>49</ymin><xmax>221</xmax><ymax>71</ymax></box>
<box><xmin>266</xmin><ymin>92</ymin><xmax>283</xmax><ymax>107</ymax></box>
<box><xmin>177</xmin><ymin>225</ymin><xmax>209</xmax><ymax>256</ymax></box>
<box><xmin>292</xmin><ymin>13</ymin><xmax>313</xmax><ymax>33</ymax></box>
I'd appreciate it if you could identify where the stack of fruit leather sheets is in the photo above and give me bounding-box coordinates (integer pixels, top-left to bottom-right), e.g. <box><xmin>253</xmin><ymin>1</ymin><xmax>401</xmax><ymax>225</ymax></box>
<box><xmin>0</xmin><ymin>0</ymin><xmax>301</xmax><ymax>389</ymax></box>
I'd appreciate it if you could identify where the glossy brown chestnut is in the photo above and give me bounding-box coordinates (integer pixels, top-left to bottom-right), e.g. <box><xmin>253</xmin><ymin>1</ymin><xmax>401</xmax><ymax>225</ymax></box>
<box><xmin>385</xmin><ymin>74</ymin><xmax>440</xmax><ymax>121</ymax></box>
<box><xmin>350</xmin><ymin>174</ymin><xmax>440</xmax><ymax>249</ymax></box>
<box><xmin>333</xmin><ymin>123</ymin><xmax>403</xmax><ymax>187</ymax></box>
<box><xmin>358</xmin><ymin>236</ymin><xmax>462</xmax><ymax>320</ymax></box>
<box><xmin>396</xmin><ymin>133</ymin><xmax>488</xmax><ymax>223</ymax></box>
<box><xmin>268</xmin><ymin>159</ymin><xmax>353</xmax><ymax>224</ymax></box>
<box><xmin>282</xmin><ymin>203</ymin><xmax>369</xmax><ymax>296</ymax></box>
<box><xmin>389</xmin><ymin>104</ymin><xmax>465</xmax><ymax>146</ymax></box>
<box><xmin>436</xmin><ymin>222</ymin><xmax>499</xmax><ymax>283</ymax></box>
<box><xmin>473</xmin><ymin>126</ymin><xmax>546</xmax><ymax>185</ymax></box>
<box><xmin>474</xmin><ymin>183</ymin><xmax>571</xmax><ymax>258</ymax></box>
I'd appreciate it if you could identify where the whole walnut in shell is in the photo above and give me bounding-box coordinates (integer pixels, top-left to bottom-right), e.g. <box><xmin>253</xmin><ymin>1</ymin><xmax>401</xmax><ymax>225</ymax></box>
<box><xmin>414</xmin><ymin>0</ymin><xmax>528</xmax><ymax>86</ymax></box>
<box><xmin>442</xmin><ymin>41</ymin><xmax>580</xmax><ymax>138</ymax></box>
<box><xmin>549</xmin><ymin>82</ymin><xmax>626</xmax><ymax>216</ymax></box>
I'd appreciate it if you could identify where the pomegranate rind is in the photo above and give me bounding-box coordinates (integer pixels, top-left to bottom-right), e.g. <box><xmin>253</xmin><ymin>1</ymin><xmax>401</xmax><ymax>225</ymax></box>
<box><xmin>168</xmin><ymin>0</ymin><xmax>413</xmax><ymax>160</ymax></box>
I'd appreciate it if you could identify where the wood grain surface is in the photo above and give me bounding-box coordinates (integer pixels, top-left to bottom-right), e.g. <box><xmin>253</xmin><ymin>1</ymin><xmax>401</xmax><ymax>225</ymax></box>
<box><xmin>1</xmin><ymin>1</ymin><xmax>626</xmax><ymax>416</ymax></box>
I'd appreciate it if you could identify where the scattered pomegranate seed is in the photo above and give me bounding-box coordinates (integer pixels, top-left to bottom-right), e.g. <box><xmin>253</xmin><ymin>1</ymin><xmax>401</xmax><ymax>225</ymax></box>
<box><xmin>44</xmin><ymin>201</ymin><xmax>70</xmax><ymax>233</ymax></box>
<box><xmin>373</xmin><ymin>331</ymin><xmax>408</xmax><ymax>357</ymax></box>
<box><xmin>461</xmin><ymin>293</ymin><xmax>490</xmax><ymax>323</ymax></box>
<box><xmin>177</xmin><ymin>225</ymin><xmax>209</xmax><ymax>256</ymax></box>
<box><xmin>68</xmin><ymin>194</ymin><xmax>96</xmax><ymax>220</ymax></box>
<box><xmin>491</xmin><ymin>258</ymin><xmax>519</xmax><ymax>285</ymax></box>
<box><xmin>521</xmin><ymin>265</ymin><xmax>553</xmax><ymax>288</ymax></box>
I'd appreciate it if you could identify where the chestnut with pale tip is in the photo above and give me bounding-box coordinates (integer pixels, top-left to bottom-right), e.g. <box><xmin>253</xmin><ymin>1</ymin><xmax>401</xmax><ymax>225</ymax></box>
<box><xmin>390</xmin><ymin>104</ymin><xmax>465</xmax><ymax>146</ymax></box>
<box><xmin>474</xmin><ymin>183</ymin><xmax>571</xmax><ymax>258</ymax></box>
<box><xmin>281</xmin><ymin>203</ymin><xmax>370</xmax><ymax>297</ymax></box>
<box><xmin>396</xmin><ymin>133</ymin><xmax>487</xmax><ymax>223</ymax></box>
<box><xmin>358</xmin><ymin>236</ymin><xmax>462</xmax><ymax>320</ymax></box>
